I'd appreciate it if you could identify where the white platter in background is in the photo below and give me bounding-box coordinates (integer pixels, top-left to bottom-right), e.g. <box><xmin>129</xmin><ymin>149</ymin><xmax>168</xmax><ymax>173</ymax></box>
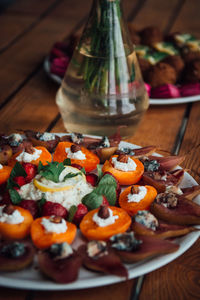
<box><xmin>149</xmin><ymin>95</ymin><xmax>200</xmax><ymax>105</ymax></box>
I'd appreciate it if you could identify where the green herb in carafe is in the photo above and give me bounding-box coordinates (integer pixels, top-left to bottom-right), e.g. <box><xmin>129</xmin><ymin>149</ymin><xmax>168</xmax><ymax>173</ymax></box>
<box><xmin>56</xmin><ymin>0</ymin><xmax>149</xmax><ymax>138</ymax></box>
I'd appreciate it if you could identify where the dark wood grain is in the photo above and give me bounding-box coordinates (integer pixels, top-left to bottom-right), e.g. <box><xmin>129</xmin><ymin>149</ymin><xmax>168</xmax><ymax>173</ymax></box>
<box><xmin>179</xmin><ymin>102</ymin><xmax>200</xmax><ymax>184</ymax></box>
<box><xmin>128</xmin><ymin>0</ymin><xmax>181</xmax><ymax>31</ymax></box>
<box><xmin>0</xmin><ymin>0</ymin><xmax>92</xmax><ymax>106</ymax></box>
<box><xmin>33</xmin><ymin>280</ymin><xmax>134</xmax><ymax>300</ymax></box>
<box><xmin>0</xmin><ymin>288</ymin><xmax>28</xmax><ymax>300</ymax></box>
<box><xmin>139</xmin><ymin>238</ymin><xmax>200</xmax><ymax>300</ymax></box>
<box><xmin>0</xmin><ymin>0</ymin><xmax>58</xmax><ymax>53</ymax></box>
<box><xmin>170</xmin><ymin>0</ymin><xmax>200</xmax><ymax>38</ymax></box>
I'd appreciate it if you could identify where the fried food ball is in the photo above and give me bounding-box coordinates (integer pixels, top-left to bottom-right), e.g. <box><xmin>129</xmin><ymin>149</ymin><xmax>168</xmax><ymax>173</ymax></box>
<box><xmin>182</xmin><ymin>50</ymin><xmax>200</xmax><ymax>63</ymax></box>
<box><xmin>182</xmin><ymin>60</ymin><xmax>200</xmax><ymax>83</ymax></box>
<box><xmin>146</xmin><ymin>62</ymin><xmax>177</xmax><ymax>88</ymax></box>
<box><xmin>140</xmin><ymin>26</ymin><xmax>163</xmax><ymax>47</ymax></box>
<box><xmin>162</xmin><ymin>55</ymin><xmax>185</xmax><ymax>76</ymax></box>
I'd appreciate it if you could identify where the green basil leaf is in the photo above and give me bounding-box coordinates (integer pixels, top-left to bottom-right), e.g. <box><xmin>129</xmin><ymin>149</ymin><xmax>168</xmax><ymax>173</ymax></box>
<box><xmin>82</xmin><ymin>191</ymin><xmax>104</xmax><ymax>210</ymax></box>
<box><xmin>9</xmin><ymin>189</ymin><xmax>22</xmax><ymax>205</ymax></box>
<box><xmin>11</xmin><ymin>162</ymin><xmax>27</xmax><ymax>178</ymax></box>
<box><xmin>7</xmin><ymin>178</ymin><xmax>19</xmax><ymax>190</ymax></box>
<box><xmin>7</xmin><ymin>162</ymin><xmax>27</xmax><ymax>189</ymax></box>
<box><xmin>37</xmin><ymin>196</ymin><xmax>46</xmax><ymax>211</ymax></box>
<box><xmin>80</xmin><ymin>167</ymin><xmax>86</xmax><ymax>175</ymax></box>
<box><xmin>63</xmin><ymin>158</ymin><xmax>71</xmax><ymax>166</ymax></box>
<box><xmin>96</xmin><ymin>184</ymin><xmax>116</xmax><ymax>206</ymax></box>
<box><xmin>39</xmin><ymin>162</ymin><xmax>65</xmax><ymax>183</ymax></box>
<box><xmin>98</xmin><ymin>174</ymin><xmax>117</xmax><ymax>188</ymax></box>
<box><xmin>38</xmin><ymin>161</ymin><xmax>44</xmax><ymax>173</ymax></box>
<box><xmin>68</xmin><ymin>205</ymin><xmax>77</xmax><ymax>222</ymax></box>
<box><xmin>63</xmin><ymin>172</ymin><xmax>82</xmax><ymax>181</ymax></box>
<box><xmin>97</xmin><ymin>164</ymin><xmax>103</xmax><ymax>181</ymax></box>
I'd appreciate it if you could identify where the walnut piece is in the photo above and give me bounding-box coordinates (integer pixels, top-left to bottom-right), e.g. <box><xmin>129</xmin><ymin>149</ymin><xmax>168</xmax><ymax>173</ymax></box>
<box><xmin>117</xmin><ymin>154</ymin><xmax>129</xmax><ymax>163</ymax></box>
<box><xmin>97</xmin><ymin>205</ymin><xmax>110</xmax><ymax>219</ymax></box>
<box><xmin>3</xmin><ymin>205</ymin><xmax>15</xmax><ymax>215</ymax></box>
<box><xmin>24</xmin><ymin>143</ymin><xmax>35</xmax><ymax>154</ymax></box>
<box><xmin>131</xmin><ymin>186</ymin><xmax>140</xmax><ymax>194</ymax></box>
<box><xmin>156</xmin><ymin>192</ymin><xmax>178</xmax><ymax>208</ymax></box>
<box><xmin>50</xmin><ymin>216</ymin><xmax>63</xmax><ymax>224</ymax></box>
<box><xmin>70</xmin><ymin>144</ymin><xmax>81</xmax><ymax>153</ymax></box>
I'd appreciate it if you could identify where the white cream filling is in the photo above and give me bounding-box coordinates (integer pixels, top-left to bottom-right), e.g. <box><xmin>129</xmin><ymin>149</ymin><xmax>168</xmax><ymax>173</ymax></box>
<box><xmin>55</xmin><ymin>243</ymin><xmax>73</xmax><ymax>259</ymax></box>
<box><xmin>161</xmin><ymin>175</ymin><xmax>167</xmax><ymax>181</ymax></box>
<box><xmin>8</xmin><ymin>133</ymin><xmax>24</xmax><ymax>146</ymax></box>
<box><xmin>19</xmin><ymin>179</ymin><xmax>93</xmax><ymax>210</ymax></box>
<box><xmin>0</xmin><ymin>164</ymin><xmax>3</xmax><ymax>170</ymax></box>
<box><xmin>65</xmin><ymin>147</ymin><xmax>86</xmax><ymax>160</ymax></box>
<box><xmin>92</xmin><ymin>208</ymin><xmax>119</xmax><ymax>227</ymax></box>
<box><xmin>37</xmin><ymin>132</ymin><xmax>56</xmax><ymax>141</ymax></box>
<box><xmin>166</xmin><ymin>185</ymin><xmax>183</xmax><ymax>195</ymax></box>
<box><xmin>16</xmin><ymin>148</ymin><xmax>42</xmax><ymax>163</ymax></box>
<box><xmin>112</xmin><ymin>156</ymin><xmax>137</xmax><ymax>171</ymax></box>
<box><xmin>127</xmin><ymin>186</ymin><xmax>147</xmax><ymax>203</ymax></box>
<box><xmin>0</xmin><ymin>205</ymin><xmax>24</xmax><ymax>224</ymax></box>
<box><xmin>41</xmin><ymin>217</ymin><xmax>67</xmax><ymax>233</ymax></box>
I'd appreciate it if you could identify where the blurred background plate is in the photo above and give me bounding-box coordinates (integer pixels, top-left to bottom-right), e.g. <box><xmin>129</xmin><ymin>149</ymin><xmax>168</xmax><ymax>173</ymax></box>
<box><xmin>44</xmin><ymin>57</ymin><xmax>200</xmax><ymax>106</ymax></box>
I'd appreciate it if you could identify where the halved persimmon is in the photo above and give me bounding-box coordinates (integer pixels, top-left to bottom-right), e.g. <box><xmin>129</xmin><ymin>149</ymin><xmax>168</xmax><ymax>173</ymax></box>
<box><xmin>30</xmin><ymin>216</ymin><xmax>77</xmax><ymax>249</ymax></box>
<box><xmin>0</xmin><ymin>165</ymin><xmax>12</xmax><ymax>185</ymax></box>
<box><xmin>8</xmin><ymin>146</ymin><xmax>52</xmax><ymax>167</ymax></box>
<box><xmin>102</xmin><ymin>155</ymin><xmax>144</xmax><ymax>185</ymax></box>
<box><xmin>119</xmin><ymin>185</ymin><xmax>157</xmax><ymax>215</ymax></box>
<box><xmin>80</xmin><ymin>206</ymin><xmax>131</xmax><ymax>241</ymax></box>
<box><xmin>0</xmin><ymin>205</ymin><xmax>33</xmax><ymax>240</ymax></box>
<box><xmin>53</xmin><ymin>141</ymin><xmax>100</xmax><ymax>172</ymax></box>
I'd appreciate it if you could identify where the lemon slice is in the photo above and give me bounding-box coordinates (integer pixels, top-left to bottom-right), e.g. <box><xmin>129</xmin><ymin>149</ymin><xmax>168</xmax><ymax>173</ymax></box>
<box><xmin>33</xmin><ymin>178</ymin><xmax>73</xmax><ymax>192</ymax></box>
<box><xmin>33</xmin><ymin>165</ymin><xmax>86</xmax><ymax>193</ymax></box>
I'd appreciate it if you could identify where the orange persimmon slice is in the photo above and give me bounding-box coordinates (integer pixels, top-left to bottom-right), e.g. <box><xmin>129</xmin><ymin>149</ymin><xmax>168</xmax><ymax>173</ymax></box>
<box><xmin>30</xmin><ymin>217</ymin><xmax>77</xmax><ymax>249</ymax></box>
<box><xmin>119</xmin><ymin>185</ymin><xmax>157</xmax><ymax>216</ymax></box>
<box><xmin>0</xmin><ymin>165</ymin><xmax>12</xmax><ymax>185</ymax></box>
<box><xmin>0</xmin><ymin>206</ymin><xmax>33</xmax><ymax>240</ymax></box>
<box><xmin>102</xmin><ymin>155</ymin><xmax>144</xmax><ymax>185</ymax></box>
<box><xmin>80</xmin><ymin>206</ymin><xmax>131</xmax><ymax>241</ymax></box>
<box><xmin>8</xmin><ymin>146</ymin><xmax>52</xmax><ymax>167</ymax></box>
<box><xmin>53</xmin><ymin>141</ymin><xmax>100</xmax><ymax>172</ymax></box>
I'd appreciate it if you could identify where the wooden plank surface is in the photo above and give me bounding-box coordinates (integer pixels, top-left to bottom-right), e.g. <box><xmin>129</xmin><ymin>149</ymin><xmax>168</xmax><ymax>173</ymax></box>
<box><xmin>0</xmin><ymin>0</ymin><xmax>92</xmax><ymax>106</ymax></box>
<box><xmin>138</xmin><ymin>238</ymin><xmax>200</xmax><ymax>300</ymax></box>
<box><xmin>33</xmin><ymin>280</ymin><xmax>133</xmax><ymax>300</ymax></box>
<box><xmin>0</xmin><ymin>288</ymin><xmax>28</xmax><ymax>300</ymax></box>
<box><xmin>0</xmin><ymin>0</ymin><xmax>58</xmax><ymax>52</ymax></box>
<box><xmin>128</xmin><ymin>0</ymin><xmax>181</xmax><ymax>31</ymax></box>
<box><xmin>179</xmin><ymin>102</ymin><xmax>200</xmax><ymax>184</ymax></box>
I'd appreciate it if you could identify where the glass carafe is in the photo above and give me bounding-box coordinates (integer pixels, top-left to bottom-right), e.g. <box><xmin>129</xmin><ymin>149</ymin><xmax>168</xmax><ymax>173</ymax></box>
<box><xmin>56</xmin><ymin>0</ymin><xmax>149</xmax><ymax>138</ymax></box>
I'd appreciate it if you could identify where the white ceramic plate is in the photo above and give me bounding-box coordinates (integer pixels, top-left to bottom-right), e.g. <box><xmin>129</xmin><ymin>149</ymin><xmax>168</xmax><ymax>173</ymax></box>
<box><xmin>0</xmin><ymin>139</ymin><xmax>199</xmax><ymax>290</ymax></box>
<box><xmin>149</xmin><ymin>95</ymin><xmax>200</xmax><ymax>105</ymax></box>
<box><xmin>44</xmin><ymin>58</ymin><xmax>200</xmax><ymax>106</ymax></box>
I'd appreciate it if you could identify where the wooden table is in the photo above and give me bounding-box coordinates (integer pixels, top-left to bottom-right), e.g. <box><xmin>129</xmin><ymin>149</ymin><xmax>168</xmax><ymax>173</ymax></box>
<box><xmin>0</xmin><ymin>0</ymin><xmax>200</xmax><ymax>299</ymax></box>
